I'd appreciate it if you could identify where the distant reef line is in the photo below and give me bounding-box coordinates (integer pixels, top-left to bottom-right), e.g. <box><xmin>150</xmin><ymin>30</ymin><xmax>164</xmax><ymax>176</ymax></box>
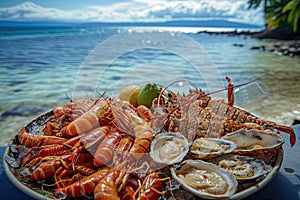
<box><xmin>198</xmin><ymin>28</ymin><xmax>300</xmax><ymax>57</ymax></box>
<box><xmin>198</xmin><ymin>27</ymin><xmax>300</xmax><ymax>40</ymax></box>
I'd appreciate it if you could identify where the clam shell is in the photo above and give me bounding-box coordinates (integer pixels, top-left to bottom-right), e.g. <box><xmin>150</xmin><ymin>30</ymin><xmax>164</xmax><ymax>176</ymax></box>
<box><xmin>190</xmin><ymin>138</ymin><xmax>237</xmax><ymax>160</ymax></box>
<box><xmin>150</xmin><ymin>132</ymin><xmax>189</xmax><ymax>165</ymax></box>
<box><xmin>222</xmin><ymin>129</ymin><xmax>284</xmax><ymax>155</ymax></box>
<box><xmin>212</xmin><ymin>155</ymin><xmax>272</xmax><ymax>181</ymax></box>
<box><xmin>171</xmin><ymin>159</ymin><xmax>238</xmax><ymax>199</ymax></box>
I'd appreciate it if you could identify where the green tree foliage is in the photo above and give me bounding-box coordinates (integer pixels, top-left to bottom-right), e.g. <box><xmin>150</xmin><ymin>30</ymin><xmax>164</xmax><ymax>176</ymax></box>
<box><xmin>248</xmin><ymin>0</ymin><xmax>300</xmax><ymax>32</ymax></box>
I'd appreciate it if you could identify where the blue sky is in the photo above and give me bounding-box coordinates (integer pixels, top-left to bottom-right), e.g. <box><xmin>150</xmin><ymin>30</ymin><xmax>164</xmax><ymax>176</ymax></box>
<box><xmin>0</xmin><ymin>0</ymin><xmax>264</xmax><ymax>25</ymax></box>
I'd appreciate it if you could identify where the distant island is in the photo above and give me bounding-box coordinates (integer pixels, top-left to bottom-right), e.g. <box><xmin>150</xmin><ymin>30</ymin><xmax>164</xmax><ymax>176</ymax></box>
<box><xmin>0</xmin><ymin>19</ymin><xmax>263</xmax><ymax>29</ymax></box>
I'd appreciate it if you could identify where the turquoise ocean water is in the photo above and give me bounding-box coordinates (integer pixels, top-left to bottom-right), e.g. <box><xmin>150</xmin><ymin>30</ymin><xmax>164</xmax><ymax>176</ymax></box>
<box><xmin>1</xmin><ymin>25</ymin><xmax>300</xmax><ymax>145</ymax></box>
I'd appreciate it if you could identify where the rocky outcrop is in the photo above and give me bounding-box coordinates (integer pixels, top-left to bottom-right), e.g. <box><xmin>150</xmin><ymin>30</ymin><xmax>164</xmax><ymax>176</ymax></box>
<box><xmin>250</xmin><ymin>40</ymin><xmax>300</xmax><ymax>56</ymax></box>
<box><xmin>251</xmin><ymin>28</ymin><xmax>300</xmax><ymax>40</ymax></box>
<box><xmin>198</xmin><ymin>28</ymin><xmax>300</xmax><ymax>40</ymax></box>
<box><xmin>198</xmin><ymin>28</ymin><xmax>300</xmax><ymax>57</ymax></box>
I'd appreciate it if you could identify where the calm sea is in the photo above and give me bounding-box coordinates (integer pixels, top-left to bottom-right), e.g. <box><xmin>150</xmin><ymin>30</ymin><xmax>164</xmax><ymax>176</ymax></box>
<box><xmin>1</xmin><ymin>25</ymin><xmax>300</xmax><ymax>145</ymax></box>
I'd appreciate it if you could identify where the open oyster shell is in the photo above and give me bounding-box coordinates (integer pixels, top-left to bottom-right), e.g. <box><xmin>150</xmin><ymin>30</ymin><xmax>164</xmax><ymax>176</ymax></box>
<box><xmin>150</xmin><ymin>132</ymin><xmax>189</xmax><ymax>165</ymax></box>
<box><xmin>171</xmin><ymin>159</ymin><xmax>238</xmax><ymax>199</ymax></box>
<box><xmin>189</xmin><ymin>138</ymin><xmax>237</xmax><ymax>160</ymax></box>
<box><xmin>222</xmin><ymin>129</ymin><xmax>284</xmax><ymax>155</ymax></box>
<box><xmin>211</xmin><ymin>155</ymin><xmax>272</xmax><ymax>181</ymax></box>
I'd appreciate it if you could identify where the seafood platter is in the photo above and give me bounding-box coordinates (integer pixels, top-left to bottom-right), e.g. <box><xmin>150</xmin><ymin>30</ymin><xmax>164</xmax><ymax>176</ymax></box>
<box><xmin>3</xmin><ymin>77</ymin><xmax>296</xmax><ymax>200</ymax></box>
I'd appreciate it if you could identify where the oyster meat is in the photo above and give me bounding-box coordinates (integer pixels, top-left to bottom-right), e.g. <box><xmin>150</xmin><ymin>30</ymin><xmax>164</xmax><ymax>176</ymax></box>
<box><xmin>190</xmin><ymin>138</ymin><xmax>236</xmax><ymax>160</ymax></box>
<box><xmin>219</xmin><ymin>159</ymin><xmax>254</xmax><ymax>179</ymax></box>
<box><xmin>171</xmin><ymin>160</ymin><xmax>238</xmax><ymax>199</ymax></box>
<box><xmin>222</xmin><ymin>129</ymin><xmax>284</xmax><ymax>155</ymax></box>
<box><xmin>212</xmin><ymin>155</ymin><xmax>271</xmax><ymax>181</ymax></box>
<box><xmin>150</xmin><ymin>132</ymin><xmax>189</xmax><ymax>165</ymax></box>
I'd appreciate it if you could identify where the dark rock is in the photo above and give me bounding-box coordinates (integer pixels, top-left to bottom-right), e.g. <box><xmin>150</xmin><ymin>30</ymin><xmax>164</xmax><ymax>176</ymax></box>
<box><xmin>251</xmin><ymin>46</ymin><xmax>261</xmax><ymax>50</ymax></box>
<box><xmin>251</xmin><ymin>28</ymin><xmax>300</xmax><ymax>40</ymax></box>
<box><xmin>265</xmin><ymin>46</ymin><xmax>275</xmax><ymax>51</ymax></box>
<box><xmin>289</xmin><ymin>47</ymin><xmax>297</xmax><ymax>53</ymax></box>
<box><xmin>251</xmin><ymin>40</ymin><xmax>300</xmax><ymax>57</ymax></box>
<box><xmin>233</xmin><ymin>43</ymin><xmax>244</xmax><ymax>47</ymax></box>
<box><xmin>292</xmin><ymin>119</ymin><xmax>300</xmax><ymax>126</ymax></box>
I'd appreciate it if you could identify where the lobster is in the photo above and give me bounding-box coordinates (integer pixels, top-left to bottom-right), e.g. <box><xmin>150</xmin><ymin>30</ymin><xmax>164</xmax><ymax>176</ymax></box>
<box><xmin>94</xmin><ymin>170</ymin><xmax>120</xmax><ymax>200</ymax></box>
<box><xmin>136</xmin><ymin>105</ymin><xmax>152</xmax><ymax>122</ymax></box>
<box><xmin>20</xmin><ymin>144</ymin><xmax>71</xmax><ymax>166</ymax></box>
<box><xmin>94</xmin><ymin>161</ymin><xmax>138</xmax><ymax>200</ymax></box>
<box><xmin>111</xmin><ymin>99</ymin><xmax>153</xmax><ymax>160</ymax></box>
<box><xmin>113</xmin><ymin>135</ymin><xmax>134</xmax><ymax>165</ymax></box>
<box><xmin>53</xmin><ymin>166</ymin><xmax>111</xmax><ymax>198</ymax></box>
<box><xmin>44</xmin><ymin>94</ymin><xmax>109</xmax><ymax>129</ymax></box>
<box><xmin>29</xmin><ymin>155</ymin><xmax>70</xmax><ymax>181</ymax></box>
<box><xmin>93</xmin><ymin>128</ymin><xmax>122</xmax><ymax>167</ymax></box>
<box><xmin>206</xmin><ymin>98</ymin><xmax>296</xmax><ymax>145</ymax></box>
<box><xmin>119</xmin><ymin>186</ymin><xmax>136</xmax><ymax>200</ymax></box>
<box><xmin>60</xmin><ymin>97</ymin><xmax>111</xmax><ymax>137</ymax></box>
<box><xmin>42</xmin><ymin>106</ymin><xmax>76</xmax><ymax>128</ymax></box>
<box><xmin>54</xmin><ymin>161</ymin><xmax>96</xmax><ymax>188</ymax></box>
<box><xmin>68</xmin><ymin>126</ymin><xmax>110</xmax><ymax>167</ymax></box>
<box><xmin>19</xmin><ymin>126</ymin><xmax>109</xmax><ymax>166</ymax></box>
<box><xmin>28</xmin><ymin>152</ymin><xmax>93</xmax><ymax>181</ymax></box>
<box><xmin>153</xmin><ymin>77</ymin><xmax>296</xmax><ymax>147</ymax></box>
<box><xmin>136</xmin><ymin>171</ymin><xmax>169</xmax><ymax>200</ymax></box>
<box><xmin>18</xmin><ymin>127</ymin><xmax>67</xmax><ymax>148</ymax></box>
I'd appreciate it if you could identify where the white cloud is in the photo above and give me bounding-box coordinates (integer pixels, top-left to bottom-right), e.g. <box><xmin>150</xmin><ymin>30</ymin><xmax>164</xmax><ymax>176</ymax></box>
<box><xmin>0</xmin><ymin>1</ymin><xmax>264</xmax><ymax>25</ymax></box>
<box><xmin>0</xmin><ymin>2</ymin><xmax>87</xmax><ymax>21</ymax></box>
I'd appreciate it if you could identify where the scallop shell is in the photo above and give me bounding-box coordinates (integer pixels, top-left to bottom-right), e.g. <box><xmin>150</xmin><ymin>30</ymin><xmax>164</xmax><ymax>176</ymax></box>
<box><xmin>171</xmin><ymin>159</ymin><xmax>238</xmax><ymax>199</ymax></box>
<box><xmin>150</xmin><ymin>132</ymin><xmax>189</xmax><ymax>165</ymax></box>
<box><xmin>189</xmin><ymin>138</ymin><xmax>237</xmax><ymax>160</ymax></box>
<box><xmin>211</xmin><ymin>155</ymin><xmax>272</xmax><ymax>181</ymax></box>
<box><xmin>222</xmin><ymin>129</ymin><xmax>284</xmax><ymax>155</ymax></box>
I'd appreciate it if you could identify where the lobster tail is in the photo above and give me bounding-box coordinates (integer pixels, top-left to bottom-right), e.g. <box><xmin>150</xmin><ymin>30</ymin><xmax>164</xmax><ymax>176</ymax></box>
<box><xmin>94</xmin><ymin>171</ymin><xmax>119</xmax><ymax>200</ymax></box>
<box><xmin>61</xmin><ymin>111</ymin><xmax>99</xmax><ymax>137</ymax></box>
<box><xmin>129</xmin><ymin>125</ymin><xmax>153</xmax><ymax>160</ymax></box>
<box><xmin>53</xmin><ymin>167</ymin><xmax>110</xmax><ymax>198</ymax></box>
<box><xmin>93</xmin><ymin>129</ymin><xmax>122</xmax><ymax>167</ymax></box>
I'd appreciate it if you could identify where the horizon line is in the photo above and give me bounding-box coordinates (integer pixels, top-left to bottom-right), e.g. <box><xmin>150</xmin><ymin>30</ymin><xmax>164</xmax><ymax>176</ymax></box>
<box><xmin>0</xmin><ymin>19</ymin><xmax>264</xmax><ymax>28</ymax></box>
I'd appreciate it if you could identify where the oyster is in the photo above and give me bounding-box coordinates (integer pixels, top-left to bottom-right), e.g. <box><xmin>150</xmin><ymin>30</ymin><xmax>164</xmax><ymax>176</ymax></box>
<box><xmin>222</xmin><ymin>129</ymin><xmax>284</xmax><ymax>155</ymax></box>
<box><xmin>150</xmin><ymin>132</ymin><xmax>189</xmax><ymax>165</ymax></box>
<box><xmin>190</xmin><ymin>138</ymin><xmax>236</xmax><ymax>160</ymax></box>
<box><xmin>171</xmin><ymin>159</ymin><xmax>238</xmax><ymax>199</ymax></box>
<box><xmin>212</xmin><ymin>155</ymin><xmax>272</xmax><ymax>181</ymax></box>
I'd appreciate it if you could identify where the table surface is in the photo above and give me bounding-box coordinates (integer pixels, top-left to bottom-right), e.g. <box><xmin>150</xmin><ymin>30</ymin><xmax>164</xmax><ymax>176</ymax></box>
<box><xmin>1</xmin><ymin>125</ymin><xmax>300</xmax><ymax>200</ymax></box>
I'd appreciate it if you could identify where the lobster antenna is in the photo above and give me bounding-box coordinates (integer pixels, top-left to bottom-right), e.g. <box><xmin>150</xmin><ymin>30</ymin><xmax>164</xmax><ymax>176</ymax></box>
<box><xmin>161</xmin><ymin>75</ymin><xmax>266</xmax><ymax>120</ymax></box>
<box><xmin>157</xmin><ymin>79</ymin><xmax>198</xmax><ymax>107</ymax></box>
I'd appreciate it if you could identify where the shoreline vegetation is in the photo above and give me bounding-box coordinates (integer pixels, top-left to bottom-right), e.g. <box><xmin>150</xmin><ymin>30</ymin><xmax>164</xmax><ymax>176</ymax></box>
<box><xmin>198</xmin><ymin>28</ymin><xmax>300</xmax><ymax>57</ymax></box>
